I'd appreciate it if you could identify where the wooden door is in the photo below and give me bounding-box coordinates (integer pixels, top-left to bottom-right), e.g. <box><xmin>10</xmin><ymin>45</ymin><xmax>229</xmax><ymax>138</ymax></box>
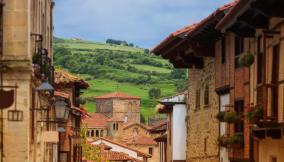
<box><xmin>271</xmin><ymin>44</ymin><xmax>280</xmax><ymax>118</ymax></box>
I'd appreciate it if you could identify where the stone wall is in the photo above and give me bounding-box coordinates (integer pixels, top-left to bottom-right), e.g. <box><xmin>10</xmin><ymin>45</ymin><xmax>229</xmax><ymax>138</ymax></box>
<box><xmin>1</xmin><ymin>0</ymin><xmax>54</xmax><ymax>161</ymax></box>
<box><xmin>96</xmin><ymin>99</ymin><xmax>113</xmax><ymax>117</ymax></box>
<box><xmin>112</xmin><ymin>99</ymin><xmax>140</xmax><ymax>123</ymax></box>
<box><xmin>186</xmin><ymin>58</ymin><xmax>219</xmax><ymax>162</ymax></box>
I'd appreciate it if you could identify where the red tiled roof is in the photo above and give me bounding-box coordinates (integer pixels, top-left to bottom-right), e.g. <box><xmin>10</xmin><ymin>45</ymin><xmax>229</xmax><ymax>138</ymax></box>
<box><xmin>100</xmin><ymin>150</ymin><xmax>134</xmax><ymax>161</ymax></box>
<box><xmin>92</xmin><ymin>138</ymin><xmax>152</xmax><ymax>158</ymax></box>
<box><xmin>151</xmin><ymin>23</ymin><xmax>197</xmax><ymax>54</ymax></box>
<box><xmin>107</xmin><ymin>117</ymin><xmax>125</xmax><ymax>122</ymax></box>
<box><xmin>123</xmin><ymin>122</ymin><xmax>150</xmax><ymax>130</ymax></box>
<box><xmin>149</xmin><ymin>121</ymin><xmax>167</xmax><ymax>133</ymax></box>
<box><xmin>55</xmin><ymin>70</ymin><xmax>89</xmax><ymax>89</ymax></box>
<box><xmin>152</xmin><ymin>0</ymin><xmax>238</xmax><ymax>55</ymax></box>
<box><xmin>186</xmin><ymin>0</ymin><xmax>238</xmax><ymax>37</ymax></box>
<box><xmin>126</xmin><ymin>135</ymin><xmax>157</xmax><ymax>145</ymax></box>
<box><xmin>83</xmin><ymin>113</ymin><xmax>110</xmax><ymax>128</ymax></box>
<box><xmin>95</xmin><ymin>92</ymin><xmax>140</xmax><ymax>100</ymax></box>
<box><xmin>54</xmin><ymin>91</ymin><xmax>70</xmax><ymax>99</ymax></box>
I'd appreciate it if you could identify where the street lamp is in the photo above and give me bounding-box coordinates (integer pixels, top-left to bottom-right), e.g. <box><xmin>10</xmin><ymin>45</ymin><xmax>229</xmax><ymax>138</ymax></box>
<box><xmin>54</xmin><ymin>100</ymin><xmax>70</xmax><ymax>121</ymax></box>
<box><xmin>36</xmin><ymin>81</ymin><xmax>54</xmax><ymax>92</ymax></box>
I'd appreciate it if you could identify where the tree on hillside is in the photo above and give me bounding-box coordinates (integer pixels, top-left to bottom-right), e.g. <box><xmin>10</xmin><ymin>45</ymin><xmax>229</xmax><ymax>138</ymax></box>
<box><xmin>148</xmin><ymin>88</ymin><xmax>161</xmax><ymax>99</ymax></box>
<box><xmin>144</xmin><ymin>49</ymin><xmax>150</xmax><ymax>54</ymax></box>
<box><xmin>170</xmin><ymin>69</ymin><xmax>187</xmax><ymax>79</ymax></box>
<box><xmin>96</xmin><ymin>55</ymin><xmax>105</xmax><ymax>65</ymax></box>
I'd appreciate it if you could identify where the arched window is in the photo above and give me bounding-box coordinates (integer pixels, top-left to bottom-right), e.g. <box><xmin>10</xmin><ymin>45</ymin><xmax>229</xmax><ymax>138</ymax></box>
<box><xmin>204</xmin><ymin>85</ymin><xmax>209</xmax><ymax>105</ymax></box>
<box><xmin>91</xmin><ymin>130</ymin><xmax>94</xmax><ymax>137</ymax></box>
<box><xmin>96</xmin><ymin>130</ymin><xmax>99</xmax><ymax>137</ymax></box>
<box><xmin>100</xmin><ymin>130</ymin><xmax>104</xmax><ymax>137</ymax></box>
<box><xmin>113</xmin><ymin>123</ymin><xmax>116</xmax><ymax>130</ymax></box>
<box><xmin>86</xmin><ymin>131</ymin><xmax>90</xmax><ymax>137</ymax></box>
<box><xmin>195</xmin><ymin>89</ymin><xmax>200</xmax><ymax>110</ymax></box>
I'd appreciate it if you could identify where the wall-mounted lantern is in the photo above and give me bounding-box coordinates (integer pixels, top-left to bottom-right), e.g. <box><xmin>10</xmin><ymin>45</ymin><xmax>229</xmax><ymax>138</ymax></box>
<box><xmin>36</xmin><ymin>81</ymin><xmax>54</xmax><ymax>92</ymax></box>
<box><xmin>55</xmin><ymin>100</ymin><xmax>70</xmax><ymax>121</ymax></box>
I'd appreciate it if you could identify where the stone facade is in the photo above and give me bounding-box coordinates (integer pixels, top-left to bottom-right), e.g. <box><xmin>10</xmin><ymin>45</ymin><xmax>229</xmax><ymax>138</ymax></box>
<box><xmin>95</xmin><ymin>93</ymin><xmax>140</xmax><ymax>123</ymax></box>
<box><xmin>186</xmin><ymin>58</ymin><xmax>219</xmax><ymax>162</ymax></box>
<box><xmin>0</xmin><ymin>0</ymin><xmax>54</xmax><ymax>162</ymax></box>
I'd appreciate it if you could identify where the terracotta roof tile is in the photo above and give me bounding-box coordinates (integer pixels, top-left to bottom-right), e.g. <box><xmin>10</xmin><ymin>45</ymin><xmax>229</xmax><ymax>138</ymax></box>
<box><xmin>55</xmin><ymin>70</ymin><xmax>89</xmax><ymax>89</ymax></box>
<box><xmin>152</xmin><ymin>0</ymin><xmax>238</xmax><ymax>55</ymax></box>
<box><xmin>100</xmin><ymin>150</ymin><xmax>134</xmax><ymax>161</ymax></box>
<box><xmin>151</xmin><ymin>23</ymin><xmax>197</xmax><ymax>54</ymax></box>
<box><xmin>95</xmin><ymin>92</ymin><xmax>140</xmax><ymax>100</ymax></box>
<box><xmin>92</xmin><ymin>138</ymin><xmax>152</xmax><ymax>158</ymax></box>
<box><xmin>149</xmin><ymin>121</ymin><xmax>167</xmax><ymax>133</ymax></box>
<box><xmin>54</xmin><ymin>91</ymin><xmax>70</xmax><ymax>99</ymax></box>
<box><xmin>123</xmin><ymin>122</ymin><xmax>150</xmax><ymax>130</ymax></box>
<box><xmin>186</xmin><ymin>0</ymin><xmax>238</xmax><ymax>37</ymax></box>
<box><xmin>107</xmin><ymin>117</ymin><xmax>125</xmax><ymax>122</ymax></box>
<box><xmin>126</xmin><ymin>135</ymin><xmax>157</xmax><ymax>145</ymax></box>
<box><xmin>83</xmin><ymin>113</ymin><xmax>110</xmax><ymax>128</ymax></box>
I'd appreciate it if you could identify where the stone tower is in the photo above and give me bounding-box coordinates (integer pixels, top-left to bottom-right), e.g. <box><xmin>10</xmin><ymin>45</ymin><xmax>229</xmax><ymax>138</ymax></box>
<box><xmin>95</xmin><ymin>92</ymin><xmax>141</xmax><ymax>123</ymax></box>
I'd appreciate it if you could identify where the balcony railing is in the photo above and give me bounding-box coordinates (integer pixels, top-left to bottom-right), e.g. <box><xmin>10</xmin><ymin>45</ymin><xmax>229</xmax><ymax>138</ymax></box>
<box><xmin>255</xmin><ymin>83</ymin><xmax>278</xmax><ymax>125</ymax></box>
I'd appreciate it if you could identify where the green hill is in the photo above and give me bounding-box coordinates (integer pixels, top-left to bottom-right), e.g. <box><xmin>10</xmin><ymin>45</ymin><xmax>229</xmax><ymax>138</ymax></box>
<box><xmin>53</xmin><ymin>38</ymin><xmax>187</xmax><ymax>122</ymax></box>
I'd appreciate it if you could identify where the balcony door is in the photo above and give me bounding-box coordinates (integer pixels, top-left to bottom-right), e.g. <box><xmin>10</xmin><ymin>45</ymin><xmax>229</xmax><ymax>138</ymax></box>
<box><xmin>271</xmin><ymin>44</ymin><xmax>280</xmax><ymax>118</ymax></box>
<box><xmin>219</xmin><ymin>94</ymin><xmax>230</xmax><ymax>162</ymax></box>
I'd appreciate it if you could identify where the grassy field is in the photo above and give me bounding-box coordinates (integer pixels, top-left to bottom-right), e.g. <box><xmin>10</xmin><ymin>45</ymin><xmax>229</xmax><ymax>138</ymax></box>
<box><xmin>54</xmin><ymin>38</ymin><xmax>181</xmax><ymax>121</ymax></box>
<box><xmin>55</xmin><ymin>39</ymin><xmax>144</xmax><ymax>53</ymax></box>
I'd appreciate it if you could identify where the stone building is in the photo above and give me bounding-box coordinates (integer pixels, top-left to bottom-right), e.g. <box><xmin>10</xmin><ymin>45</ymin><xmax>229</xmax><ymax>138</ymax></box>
<box><xmin>0</xmin><ymin>0</ymin><xmax>55</xmax><ymax>162</ymax></box>
<box><xmin>83</xmin><ymin>113</ymin><xmax>109</xmax><ymax>138</ymax></box>
<box><xmin>95</xmin><ymin>92</ymin><xmax>141</xmax><ymax>123</ymax></box>
<box><xmin>216</xmin><ymin>0</ymin><xmax>284</xmax><ymax>161</ymax></box>
<box><xmin>156</xmin><ymin>92</ymin><xmax>187</xmax><ymax>162</ymax></box>
<box><xmin>83</xmin><ymin>113</ymin><xmax>160</xmax><ymax>162</ymax></box>
<box><xmin>152</xmin><ymin>2</ymin><xmax>237</xmax><ymax>162</ymax></box>
<box><xmin>55</xmin><ymin>70</ymin><xmax>89</xmax><ymax>162</ymax></box>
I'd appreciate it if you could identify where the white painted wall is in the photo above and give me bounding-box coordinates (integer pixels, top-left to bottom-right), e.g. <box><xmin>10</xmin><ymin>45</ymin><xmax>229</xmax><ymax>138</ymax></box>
<box><xmin>92</xmin><ymin>139</ymin><xmax>143</xmax><ymax>161</ymax></box>
<box><xmin>172</xmin><ymin>104</ymin><xmax>187</xmax><ymax>160</ymax></box>
<box><xmin>220</xmin><ymin>94</ymin><xmax>230</xmax><ymax>162</ymax></box>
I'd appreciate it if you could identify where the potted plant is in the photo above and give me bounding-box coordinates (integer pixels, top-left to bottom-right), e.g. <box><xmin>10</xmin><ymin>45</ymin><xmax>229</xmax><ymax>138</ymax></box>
<box><xmin>239</xmin><ymin>52</ymin><xmax>255</xmax><ymax>67</ymax></box>
<box><xmin>216</xmin><ymin>111</ymin><xmax>226</xmax><ymax>122</ymax></box>
<box><xmin>227</xmin><ymin>133</ymin><xmax>244</xmax><ymax>148</ymax></box>
<box><xmin>245</xmin><ymin>105</ymin><xmax>264</xmax><ymax>124</ymax></box>
<box><xmin>224</xmin><ymin>112</ymin><xmax>240</xmax><ymax>123</ymax></box>
<box><xmin>217</xmin><ymin>135</ymin><xmax>228</xmax><ymax>147</ymax></box>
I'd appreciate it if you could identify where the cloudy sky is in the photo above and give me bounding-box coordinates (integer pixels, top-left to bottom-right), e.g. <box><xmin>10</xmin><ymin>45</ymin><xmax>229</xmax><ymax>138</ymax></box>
<box><xmin>54</xmin><ymin>0</ymin><xmax>232</xmax><ymax>48</ymax></box>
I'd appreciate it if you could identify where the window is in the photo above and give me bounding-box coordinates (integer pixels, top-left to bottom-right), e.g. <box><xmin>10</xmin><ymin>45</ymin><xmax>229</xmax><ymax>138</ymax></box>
<box><xmin>204</xmin><ymin>85</ymin><xmax>209</xmax><ymax>106</ymax></box>
<box><xmin>221</xmin><ymin>37</ymin><xmax>226</xmax><ymax>64</ymax></box>
<box><xmin>195</xmin><ymin>89</ymin><xmax>200</xmax><ymax>110</ymax></box>
<box><xmin>234</xmin><ymin>100</ymin><xmax>244</xmax><ymax>133</ymax></box>
<box><xmin>96</xmin><ymin>130</ymin><xmax>99</xmax><ymax>137</ymax></box>
<box><xmin>86</xmin><ymin>131</ymin><xmax>90</xmax><ymax>137</ymax></box>
<box><xmin>235</xmin><ymin>36</ymin><xmax>244</xmax><ymax>68</ymax></box>
<box><xmin>149</xmin><ymin>147</ymin><xmax>153</xmax><ymax>155</ymax></box>
<box><xmin>113</xmin><ymin>123</ymin><xmax>116</xmax><ymax>130</ymax></box>
<box><xmin>257</xmin><ymin>36</ymin><xmax>264</xmax><ymax>84</ymax></box>
<box><xmin>91</xmin><ymin>130</ymin><xmax>94</xmax><ymax>137</ymax></box>
<box><xmin>204</xmin><ymin>138</ymin><xmax>207</xmax><ymax>153</ymax></box>
<box><xmin>100</xmin><ymin>130</ymin><xmax>104</xmax><ymax>137</ymax></box>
